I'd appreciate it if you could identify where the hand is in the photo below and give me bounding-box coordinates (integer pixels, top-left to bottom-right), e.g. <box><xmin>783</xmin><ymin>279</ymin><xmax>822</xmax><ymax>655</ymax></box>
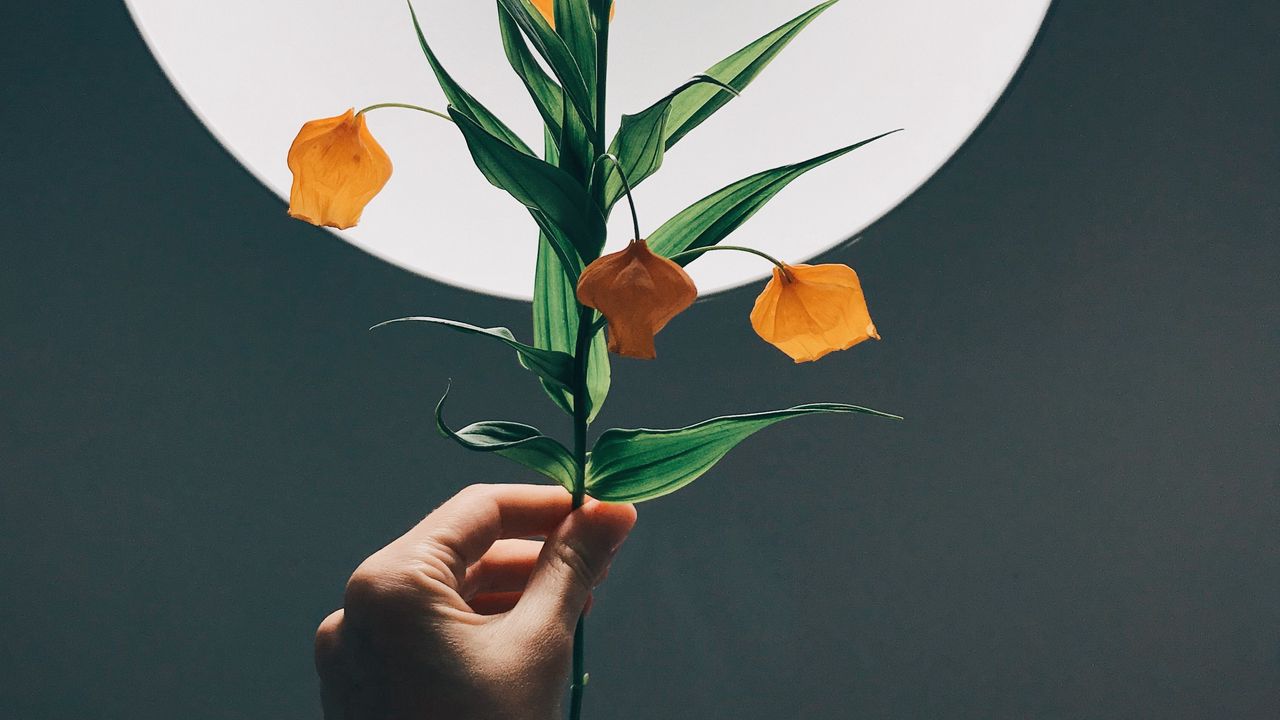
<box><xmin>315</xmin><ymin>484</ymin><xmax>637</xmax><ymax>720</ymax></box>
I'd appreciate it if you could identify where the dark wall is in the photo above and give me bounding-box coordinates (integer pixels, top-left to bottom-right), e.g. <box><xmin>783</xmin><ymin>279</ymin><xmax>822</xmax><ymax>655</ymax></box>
<box><xmin>2</xmin><ymin>2</ymin><xmax>1277</xmax><ymax>718</ymax></box>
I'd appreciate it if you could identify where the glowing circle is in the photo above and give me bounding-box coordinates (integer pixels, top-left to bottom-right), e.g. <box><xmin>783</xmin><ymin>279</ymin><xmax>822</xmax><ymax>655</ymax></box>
<box><xmin>125</xmin><ymin>0</ymin><xmax>1049</xmax><ymax>299</ymax></box>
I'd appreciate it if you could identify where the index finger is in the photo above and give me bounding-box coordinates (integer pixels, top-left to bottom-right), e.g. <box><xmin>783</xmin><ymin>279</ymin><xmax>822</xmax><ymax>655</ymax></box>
<box><xmin>387</xmin><ymin>484</ymin><xmax>574</xmax><ymax>584</ymax></box>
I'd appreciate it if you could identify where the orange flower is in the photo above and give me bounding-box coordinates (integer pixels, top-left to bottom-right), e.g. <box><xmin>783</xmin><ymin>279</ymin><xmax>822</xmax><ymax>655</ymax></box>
<box><xmin>286</xmin><ymin>108</ymin><xmax>392</xmax><ymax>230</ymax></box>
<box><xmin>577</xmin><ymin>239</ymin><xmax>698</xmax><ymax>359</ymax></box>
<box><xmin>749</xmin><ymin>263</ymin><xmax>880</xmax><ymax>363</ymax></box>
<box><xmin>532</xmin><ymin>0</ymin><xmax>615</xmax><ymax>28</ymax></box>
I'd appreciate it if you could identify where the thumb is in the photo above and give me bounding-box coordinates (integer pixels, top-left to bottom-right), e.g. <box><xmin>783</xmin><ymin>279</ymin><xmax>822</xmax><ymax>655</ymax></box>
<box><xmin>511</xmin><ymin>499</ymin><xmax>637</xmax><ymax>632</ymax></box>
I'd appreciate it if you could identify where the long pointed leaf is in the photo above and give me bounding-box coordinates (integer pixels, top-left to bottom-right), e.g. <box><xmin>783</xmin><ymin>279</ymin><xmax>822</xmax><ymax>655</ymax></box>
<box><xmin>533</xmin><ymin>132</ymin><xmax>610</xmax><ymax>421</ymax></box>
<box><xmin>603</xmin><ymin>76</ymin><xmax>738</xmax><ymax>210</ymax></box>
<box><xmin>554</xmin><ymin>0</ymin><xmax>597</xmax><ymax>90</ymax></box>
<box><xmin>647</xmin><ymin>130</ymin><xmax>900</xmax><ymax>260</ymax></box>
<box><xmin>665</xmin><ymin>0</ymin><xmax>840</xmax><ymax>148</ymax></box>
<box><xmin>409</xmin><ymin>2</ymin><xmax>533</xmax><ymax>155</ymax></box>
<box><xmin>549</xmin><ymin>0</ymin><xmax>596</xmax><ymax>181</ymax></box>
<box><xmin>436</xmin><ymin>386</ymin><xmax>576</xmax><ymax>490</ymax></box>
<box><xmin>497</xmin><ymin>0</ymin><xmax>594</xmax><ymax>130</ymax></box>
<box><xmin>450</xmin><ymin>109</ymin><xmax>606</xmax><ymax>262</ymax></box>
<box><xmin>586</xmin><ymin>403</ymin><xmax>902</xmax><ymax>503</ymax></box>
<box><xmin>373</xmin><ymin>316</ymin><xmax>574</xmax><ymax>392</ymax></box>
<box><xmin>498</xmin><ymin>1</ymin><xmax>564</xmax><ymax>139</ymax></box>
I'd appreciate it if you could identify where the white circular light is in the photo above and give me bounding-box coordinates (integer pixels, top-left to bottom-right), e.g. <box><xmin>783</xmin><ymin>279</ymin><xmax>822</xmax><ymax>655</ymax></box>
<box><xmin>125</xmin><ymin>0</ymin><xmax>1049</xmax><ymax>300</ymax></box>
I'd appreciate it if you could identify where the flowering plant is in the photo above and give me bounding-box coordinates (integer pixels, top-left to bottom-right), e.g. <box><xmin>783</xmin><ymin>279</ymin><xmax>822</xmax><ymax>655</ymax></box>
<box><xmin>287</xmin><ymin>1</ymin><xmax>900</xmax><ymax>716</ymax></box>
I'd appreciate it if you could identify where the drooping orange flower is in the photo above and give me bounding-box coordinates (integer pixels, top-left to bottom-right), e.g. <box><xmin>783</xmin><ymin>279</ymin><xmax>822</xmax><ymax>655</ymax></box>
<box><xmin>577</xmin><ymin>239</ymin><xmax>698</xmax><ymax>359</ymax></box>
<box><xmin>286</xmin><ymin>108</ymin><xmax>392</xmax><ymax>230</ymax></box>
<box><xmin>532</xmin><ymin>0</ymin><xmax>615</xmax><ymax>28</ymax></box>
<box><xmin>749</xmin><ymin>263</ymin><xmax>880</xmax><ymax>363</ymax></box>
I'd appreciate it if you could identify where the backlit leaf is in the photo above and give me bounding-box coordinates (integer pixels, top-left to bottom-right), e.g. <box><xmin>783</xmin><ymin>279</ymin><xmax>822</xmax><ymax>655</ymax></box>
<box><xmin>498</xmin><ymin>2</ymin><xmax>564</xmax><ymax>139</ymax></box>
<box><xmin>409</xmin><ymin>2</ymin><xmax>533</xmax><ymax>155</ymax></box>
<box><xmin>665</xmin><ymin>0</ymin><xmax>840</xmax><ymax>148</ymax></box>
<box><xmin>603</xmin><ymin>75</ymin><xmax>737</xmax><ymax>210</ymax></box>
<box><xmin>450</xmin><ymin>109</ymin><xmax>606</xmax><ymax>262</ymax></box>
<box><xmin>647</xmin><ymin>130</ymin><xmax>900</xmax><ymax>260</ymax></box>
<box><xmin>496</xmin><ymin>0</ymin><xmax>595</xmax><ymax>130</ymax></box>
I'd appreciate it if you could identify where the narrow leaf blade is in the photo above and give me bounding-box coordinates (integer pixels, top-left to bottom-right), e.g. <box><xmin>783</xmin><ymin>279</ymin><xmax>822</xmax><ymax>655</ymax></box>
<box><xmin>450</xmin><ymin>108</ymin><xmax>606</xmax><ymax>261</ymax></box>
<box><xmin>603</xmin><ymin>76</ymin><xmax>738</xmax><ymax>209</ymax></box>
<box><xmin>496</xmin><ymin>0</ymin><xmax>595</xmax><ymax>129</ymax></box>
<box><xmin>665</xmin><ymin>0</ymin><xmax>840</xmax><ymax>148</ymax></box>
<box><xmin>409</xmin><ymin>3</ymin><xmax>533</xmax><ymax>155</ymax></box>
<box><xmin>647</xmin><ymin>131</ymin><xmax>900</xmax><ymax>260</ymax></box>
<box><xmin>532</xmin><ymin>123</ymin><xmax>610</xmax><ymax>423</ymax></box>
<box><xmin>586</xmin><ymin>403</ymin><xmax>901</xmax><ymax>503</ymax></box>
<box><xmin>436</xmin><ymin>387</ymin><xmax>577</xmax><ymax>490</ymax></box>
<box><xmin>373</xmin><ymin>316</ymin><xmax>575</xmax><ymax>392</ymax></box>
<box><xmin>554</xmin><ymin>0</ymin><xmax>597</xmax><ymax>91</ymax></box>
<box><xmin>497</xmin><ymin>1</ymin><xmax>565</xmax><ymax>138</ymax></box>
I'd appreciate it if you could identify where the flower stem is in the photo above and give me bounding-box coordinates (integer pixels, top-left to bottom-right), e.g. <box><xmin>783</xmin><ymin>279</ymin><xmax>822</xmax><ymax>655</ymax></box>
<box><xmin>667</xmin><ymin>245</ymin><xmax>794</xmax><ymax>281</ymax></box>
<box><xmin>572</xmin><ymin>6</ymin><xmax>612</xmax><ymax>719</ymax></box>
<box><xmin>355</xmin><ymin>102</ymin><xmax>454</xmax><ymax>122</ymax></box>
<box><xmin>569</xmin><ymin>303</ymin><xmax>593</xmax><ymax>720</ymax></box>
<box><xmin>591</xmin><ymin>154</ymin><xmax>641</xmax><ymax>240</ymax></box>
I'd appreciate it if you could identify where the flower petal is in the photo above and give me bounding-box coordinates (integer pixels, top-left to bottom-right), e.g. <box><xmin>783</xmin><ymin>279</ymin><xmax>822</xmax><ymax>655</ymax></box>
<box><xmin>577</xmin><ymin>239</ymin><xmax>697</xmax><ymax>359</ymax></box>
<box><xmin>749</xmin><ymin>263</ymin><xmax>878</xmax><ymax>362</ymax></box>
<box><xmin>287</xmin><ymin>109</ymin><xmax>393</xmax><ymax>229</ymax></box>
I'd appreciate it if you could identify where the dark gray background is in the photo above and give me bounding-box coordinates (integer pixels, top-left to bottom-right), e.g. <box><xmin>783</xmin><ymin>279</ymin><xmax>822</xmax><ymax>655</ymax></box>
<box><xmin>2</xmin><ymin>2</ymin><xmax>1277</xmax><ymax>718</ymax></box>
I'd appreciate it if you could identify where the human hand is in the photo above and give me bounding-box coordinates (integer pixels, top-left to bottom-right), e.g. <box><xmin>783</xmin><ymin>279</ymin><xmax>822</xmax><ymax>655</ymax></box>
<box><xmin>315</xmin><ymin>484</ymin><xmax>637</xmax><ymax>720</ymax></box>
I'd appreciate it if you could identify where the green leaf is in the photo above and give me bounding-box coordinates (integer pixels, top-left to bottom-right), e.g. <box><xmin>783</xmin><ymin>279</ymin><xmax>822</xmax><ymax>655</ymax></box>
<box><xmin>372</xmin><ymin>316</ymin><xmax>575</xmax><ymax>393</ymax></box>
<box><xmin>665</xmin><ymin>0</ymin><xmax>841</xmax><ymax>148</ymax></box>
<box><xmin>554</xmin><ymin>0</ymin><xmax>597</xmax><ymax>90</ymax></box>
<box><xmin>435</xmin><ymin>386</ymin><xmax>577</xmax><ymax>490</ymax></box>
<box><xmin>586</xmin><ymin>403</ymin><xmax>902</xmax><ymax>503</ymax></box>
<box><xmin>603</xmin><ymin>75</ymin><xmax>738</xmax><ymax>210</ymax></box>
<box><xmin>647</xmin><ymin>130</ymin><xmax>900</xmax><ymax>260</ymax></box>
<box><xmin>533</xmin><ymin>236</ymin><xmax>577</xmax><ymax>417</ymax></box>
<box><xmin>533</xmin><ymin>133</ymin><xmax>611</xmax><ymax>422</ymax></box>
<box><xmin>557</xmin><ymin>83</ymin><xmax>595</xmax><ymax>190</ymax></box>
<box><xmin>409</xmin><ymin>2</ymin><xmax>533</xmax><ymax>155</ymax></box>
<box><xmin>497</xmin><ymin>1</ymin><xmax>564</xmax><ymax>139</ymax></box>
<box><xmin>584</xmin><ymin>331</ymin><xmax>611</xmax><ymax>422</ymax></box>
<box><xmin>449</xmin><ymin>108</ymin><xmax>606</xmax><ymax>263</ymax></box>
<box><xmin>496</xmin><ymin>0</ymin><xmax>595</xmax><ymax>130</ymax></box>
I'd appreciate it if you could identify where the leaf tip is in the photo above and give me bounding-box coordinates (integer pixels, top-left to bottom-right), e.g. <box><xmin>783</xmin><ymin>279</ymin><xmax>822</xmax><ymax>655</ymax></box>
<box><xmin>369</xmin><ymin>318</ymin><xmax>410</xmax><ymax>332</ymax></box>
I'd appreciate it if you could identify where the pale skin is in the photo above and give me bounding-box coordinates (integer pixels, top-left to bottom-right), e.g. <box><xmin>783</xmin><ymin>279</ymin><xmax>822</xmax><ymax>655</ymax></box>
<box><xmin>315</xmin><ymin>484</ymin><xmax>638</xmax><ymax>720</ymax></box>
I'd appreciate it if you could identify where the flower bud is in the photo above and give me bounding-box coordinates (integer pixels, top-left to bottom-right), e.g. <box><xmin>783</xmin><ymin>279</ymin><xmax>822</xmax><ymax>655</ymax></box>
<box><xmin>749</xmin><ymin>263</ymin><xmax>880</xmax><ymax>363</ymax></box>
<box><xmin>576</xmin><ymin>239</ymin><xmax>698</xmax><ymax>359</ymax></box>
<box><xmin>286</xmin><ymin>109</ymin><xmax>392</xmax><ymax>230</ymax></box>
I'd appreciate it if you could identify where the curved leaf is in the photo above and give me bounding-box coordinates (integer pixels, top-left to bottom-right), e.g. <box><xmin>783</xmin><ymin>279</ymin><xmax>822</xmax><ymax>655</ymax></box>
<box><xmin>665</xmin><ymin>0</ymin><xmax>841</xmax><ymax>148</ymax></box>
<box><xmin>498</xmin><ymin>2</ymin><xmax>564</xmax><ymax>139</ymax></box>
<box><xmin>533</xmin><ymin>134</ymin><xmax>611</xmax><ymax>422</ymax></box>
<box><xmin>553</xmin><ymin>0</ymin><xmax>597</xmax><ymax>90</ymax></box>
<box><xmin>436</xmin><ymin>386</ymin><xmax>576</xmax><ymax>490</ymax></box>
<box><xmin>372</xmin><ymin>317</ymin><xmax>574</xmax><ymax>392</ymax></box>
<box><xmin>496</xmin><ymin>0</ymin><xmax>594</xmax><ymax>129</ymax></box>
<box><xmin>450</xmin><ymin>109</ymin><xmax>606</xmax><ymax>263</ymax></box>
<box><xmin>647</xmin><ymin>130</ymin><xmax>900</xmax><ymax>260</ymax></box>
<box><xmin>409</xmin><ymin>2</ymin><xmax>532</xmax><ymax>155</ymax></box>
<box><xmin>603</xmin><ymin>76</ymin><xmax>738</xmax><ymax>210</ymax></box>
<box><xmin>585</xmin><ymin>403</ymin><xmax>901</xmax><ymax>503</ymax></box>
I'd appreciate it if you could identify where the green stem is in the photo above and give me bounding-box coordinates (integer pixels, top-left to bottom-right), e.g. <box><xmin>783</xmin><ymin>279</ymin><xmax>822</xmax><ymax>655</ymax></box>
<box><xmin>568</xmin><ymin>303</ymin><xmax>593</xmax><ymax>720</ymax></box>
<box><xmin>667</xmin><ymin>245</ymin><xmax>794</xmax><ymax>281</ymax></box>
<box><xmin>572</xmin><ymin>6</ymin><xmax>611</xmax><ymax>720</ymax></box>
<box><xmin>355</xmin><ymin>102</ymin><xmax>453</xmax><ymax>122</ymax></box>
<box><xmin>590</xmin><ymin>154</ymin><xmax>641</xmax><ymax>240</ymax></box>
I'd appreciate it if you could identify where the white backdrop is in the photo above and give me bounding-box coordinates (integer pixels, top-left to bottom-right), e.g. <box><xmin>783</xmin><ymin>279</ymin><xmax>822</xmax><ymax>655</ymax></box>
<box><xmin>124</xmin><ymin>0</ymin><xmax>1050</xmax><ymax>299</ymax></box>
